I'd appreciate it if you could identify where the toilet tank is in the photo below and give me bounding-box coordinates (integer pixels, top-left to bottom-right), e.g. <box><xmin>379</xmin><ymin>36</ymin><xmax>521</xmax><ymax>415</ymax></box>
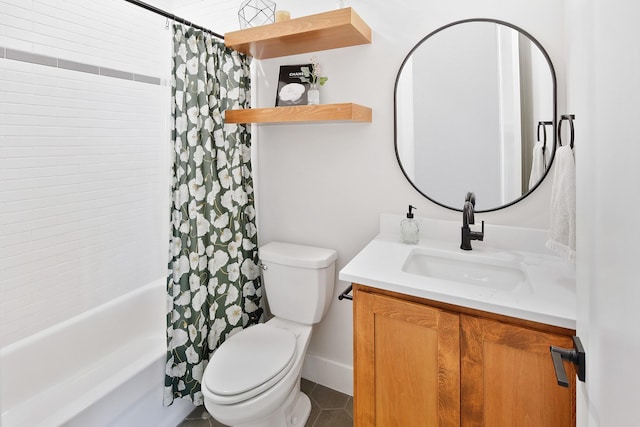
<box><xmin>258</xmin><ymin>242</ymin><xmax>337</xmax><ymax>325</ymax></box>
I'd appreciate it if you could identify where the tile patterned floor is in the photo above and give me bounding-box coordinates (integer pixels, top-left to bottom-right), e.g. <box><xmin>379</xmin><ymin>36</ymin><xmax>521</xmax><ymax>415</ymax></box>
<box><xmin>177</xmin><ymin>378</ymin><xmax>352</xmax><ymax>427</ymax></box>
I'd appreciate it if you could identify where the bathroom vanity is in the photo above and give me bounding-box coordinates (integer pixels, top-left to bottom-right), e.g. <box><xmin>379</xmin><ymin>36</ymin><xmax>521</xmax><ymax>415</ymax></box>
<box><xmin>340</xmin><ymin>215</ymin><xmax>577</xmax><ymax>427</ymax></box>
<box><xmin>339</xmin><ymin>13</ymin><xmax>577</xmax><ymax>424</ymax></box>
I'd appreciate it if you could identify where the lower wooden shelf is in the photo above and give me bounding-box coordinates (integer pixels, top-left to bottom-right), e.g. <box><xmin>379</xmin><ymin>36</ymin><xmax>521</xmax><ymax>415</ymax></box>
<box><xmin>224</xmin><ymin>103</ymin><xmax>372</xmax><ymax>124</ymax></box>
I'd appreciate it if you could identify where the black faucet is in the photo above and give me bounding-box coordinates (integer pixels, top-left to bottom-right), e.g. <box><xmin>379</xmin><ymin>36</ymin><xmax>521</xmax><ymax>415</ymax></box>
<box><xmin>461</xmin><ymin>192</ymin><xmax>484</xmax><ymax>250</ymax></box>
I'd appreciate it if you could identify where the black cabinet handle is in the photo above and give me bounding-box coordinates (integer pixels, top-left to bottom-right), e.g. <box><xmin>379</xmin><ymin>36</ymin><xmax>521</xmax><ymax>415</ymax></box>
<box><xmin>338</xmin><ymin>285</ymin><xmax>353</xmax><ymax>301</ymax></box>
<box><xmin>550</xmin><ymin>336</ymin><xmax>586</xmax><ymax>387</ymax></box>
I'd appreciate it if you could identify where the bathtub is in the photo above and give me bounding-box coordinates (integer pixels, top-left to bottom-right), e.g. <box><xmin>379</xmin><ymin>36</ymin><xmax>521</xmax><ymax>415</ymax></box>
<box><xmin>0</xmin><ymin>278</ymin><xmax>194</xmax><ymax>427</ymax></box>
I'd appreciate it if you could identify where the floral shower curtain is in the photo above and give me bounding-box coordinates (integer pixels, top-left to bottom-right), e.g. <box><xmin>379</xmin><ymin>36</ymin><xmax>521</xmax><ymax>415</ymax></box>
<box><xmin>164</xmin><ymin>24</ymin><xmax>263</xmax><ymax>406</ymax></box>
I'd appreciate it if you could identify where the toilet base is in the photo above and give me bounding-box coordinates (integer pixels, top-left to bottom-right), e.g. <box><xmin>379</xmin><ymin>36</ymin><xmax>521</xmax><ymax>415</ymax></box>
<box><xmin>286</xmin><ymin>391</ymin><xmax>311</xmax><ymax>427</ymax></box>
<box><xmin>210</xmin><ymin>382</ymin><xmax>311</xmax><ymax>427</ymax></box>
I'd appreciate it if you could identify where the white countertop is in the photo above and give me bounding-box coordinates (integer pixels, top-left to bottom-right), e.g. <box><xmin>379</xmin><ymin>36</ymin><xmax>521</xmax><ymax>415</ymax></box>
<box><xmin>339</xmin><ymin>215</ymin><xmax>576</xmax><ymax>329</ymax></box>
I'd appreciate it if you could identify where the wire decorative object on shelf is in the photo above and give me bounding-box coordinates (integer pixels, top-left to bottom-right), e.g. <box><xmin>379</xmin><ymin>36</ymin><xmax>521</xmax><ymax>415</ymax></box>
<box><xmin>238</xmin><ymin>0</ymin><xmax>276</xmax><ymax>29</ymax></box>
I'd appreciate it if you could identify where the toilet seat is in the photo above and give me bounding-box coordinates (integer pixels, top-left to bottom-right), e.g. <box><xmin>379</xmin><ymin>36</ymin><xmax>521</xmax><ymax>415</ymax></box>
<box><xmin>204</xmin><ymin>323</ymin><xmax>297</xmax><ymax>405</ymax></box>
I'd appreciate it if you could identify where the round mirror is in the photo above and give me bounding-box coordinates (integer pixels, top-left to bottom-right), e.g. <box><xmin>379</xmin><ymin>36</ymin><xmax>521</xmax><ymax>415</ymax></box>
<box><xmin>394</xmin><ymin>19</ymin><xmax>557</xmax><ymax>212</ymax></box>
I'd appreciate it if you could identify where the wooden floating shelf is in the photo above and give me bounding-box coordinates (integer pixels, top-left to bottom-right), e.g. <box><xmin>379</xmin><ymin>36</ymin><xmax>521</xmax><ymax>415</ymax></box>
<box><xmin>225</xmin><ymin>8</ymin><xmax>372</xmax><ymax>59</ymax></box>
<box><xmin>225</xmin><ymin>103</ymin><xmax>372</xmax><ymax>124</ymax></box>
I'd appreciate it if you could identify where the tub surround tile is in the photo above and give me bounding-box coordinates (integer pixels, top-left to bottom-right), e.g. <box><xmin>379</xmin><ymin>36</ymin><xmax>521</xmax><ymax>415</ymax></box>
<box><xmin>58</xmin><ymin>58</ymin><xmax>100</xmax><ymax>74</ymax></box>
<box><xmin>100</xmin><ymin>66</ymin><xmax>134</xmax><ymax>81</ymax></box>
<box><xmin>1</xmin><ymin>46</ymin><xmax>161</xmax><ymax>85</ymax></box>
<box><xmin>6</xmin><ymin>48</ymin><xmax>57</xmax><ymax>67</ymax></box>
<box><xmin>177</xmin><ymin>378</ymin><xmax>353</xmax><ymax>427</ymax></box>
<box><xmin>134</xmin><ymin>73</ymin><xmax>162</xmax><ymax>85</ymax></box>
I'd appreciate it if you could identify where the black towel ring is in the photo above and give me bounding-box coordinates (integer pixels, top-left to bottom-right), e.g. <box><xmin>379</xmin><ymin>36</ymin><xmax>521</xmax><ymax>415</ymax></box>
<box><xmin>558</xmin><ymin>114</ymin><xmax>575</xmax><ymax>149</ymax></box>
<box><xmin>537</xmin><ymin>120</ymin><xmax>553</xmax><ymax>153</ymax></box>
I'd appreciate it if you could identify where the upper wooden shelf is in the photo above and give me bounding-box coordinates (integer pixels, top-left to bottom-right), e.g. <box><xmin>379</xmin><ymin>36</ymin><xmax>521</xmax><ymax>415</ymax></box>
<box><xmin>225</xmin><ymin>103</ymin><xmax>372</xmax><ymax>124</ymax></box>
<box><xmin>225</xmin><ymin>8</ymin><xmax>372</xmax><ymax>59</ymax></box>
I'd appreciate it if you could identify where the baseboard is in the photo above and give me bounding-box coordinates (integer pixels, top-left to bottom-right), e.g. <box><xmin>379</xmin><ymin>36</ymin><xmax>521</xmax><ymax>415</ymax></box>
<box><xmin>301</xmin><ymin>353</ymin><xmax>353</xmax><ymax>396</ymax></box>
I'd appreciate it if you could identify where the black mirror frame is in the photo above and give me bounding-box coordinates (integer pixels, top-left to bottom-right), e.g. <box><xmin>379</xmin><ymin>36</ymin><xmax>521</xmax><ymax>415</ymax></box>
<box><xmin>393</xmin><ymin>18</ymin><xmax>558</xmax><ymax>213</ymax></box>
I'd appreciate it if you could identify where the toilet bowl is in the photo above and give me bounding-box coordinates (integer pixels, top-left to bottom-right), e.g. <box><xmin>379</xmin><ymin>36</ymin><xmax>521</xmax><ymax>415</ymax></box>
<box><xmin>202</xmin><ymin>318</ymin><xmax>312</xmax><ymax>427</ymax></box>
<box><xmin>201</xmin><ymin>242</ymin><xmax>337</xmax><ymax>427</ymax></box>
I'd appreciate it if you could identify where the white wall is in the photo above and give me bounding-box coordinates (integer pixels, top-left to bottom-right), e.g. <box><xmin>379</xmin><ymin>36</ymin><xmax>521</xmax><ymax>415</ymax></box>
<box><xmin>175</xmin><ymin>0</ymin><xmax>567</xmax><ymax>394</ymax></box>
<box><xmin>567</xmin><ymin>0</ymin><xmax>640</xmax><ymax>425</ymax></box>
<box><xmin>0</xmin><ymin>0</ymin><xmax>172</xmax><ymax>347</ymax></box>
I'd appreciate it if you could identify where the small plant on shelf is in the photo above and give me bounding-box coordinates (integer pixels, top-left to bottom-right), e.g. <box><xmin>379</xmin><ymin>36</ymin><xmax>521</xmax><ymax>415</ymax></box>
<box><xmin>300</xmin><ymin>57</ymin><xmax>328</xmax><ymax>88</ymax></box>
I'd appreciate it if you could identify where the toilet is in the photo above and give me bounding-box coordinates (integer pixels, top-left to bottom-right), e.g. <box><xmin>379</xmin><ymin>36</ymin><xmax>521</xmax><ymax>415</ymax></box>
<box><xmin>202</xmin><ymin>241</ymin><xmax>337</xmax><ymax>427</ymax></box>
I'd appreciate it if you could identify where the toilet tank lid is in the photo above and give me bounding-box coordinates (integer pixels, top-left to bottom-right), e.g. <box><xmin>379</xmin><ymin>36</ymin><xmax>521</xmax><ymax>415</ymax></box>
<box><xmin>259</xmin><ymin>242</ymin><xmax>337</xmax><ymax>268</ymax></box>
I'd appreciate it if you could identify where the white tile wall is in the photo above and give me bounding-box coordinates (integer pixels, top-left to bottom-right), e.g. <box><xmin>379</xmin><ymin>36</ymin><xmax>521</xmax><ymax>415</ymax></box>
<box><xmin>172</xmin><ymin>0</ymin><xmax>240</xmax><ymax>35</ymax></box>
<box><xmin>0</xmin><ymin>0</ymin><xmax>172</xmax><ymax>347</ymax></box>
<box><xmin>1</xmin><ymin>0</ymin><xmax>171</xmax><ymax>76</ymax></box>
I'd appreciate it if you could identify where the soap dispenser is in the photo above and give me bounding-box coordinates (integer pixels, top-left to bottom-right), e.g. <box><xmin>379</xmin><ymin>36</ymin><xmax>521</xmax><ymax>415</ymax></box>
<box><xmin>401</xmin><ymin>205</ymin><xmax>419</xmax><ymax>244</ymax></box>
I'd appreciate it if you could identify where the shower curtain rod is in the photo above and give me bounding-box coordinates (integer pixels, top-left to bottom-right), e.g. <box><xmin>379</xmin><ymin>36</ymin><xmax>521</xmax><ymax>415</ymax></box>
<box><xmin>123</xmin><ymin>0</ymin><xmax>224</xmax><ymax>40</ymax></box>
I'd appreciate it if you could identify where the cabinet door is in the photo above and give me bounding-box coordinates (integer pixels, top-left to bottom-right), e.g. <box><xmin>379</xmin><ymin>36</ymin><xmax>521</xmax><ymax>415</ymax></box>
<box><xmin>354</xmin><ymin>290</ymin><xmax>460</xmax><ymax>427</ymax></box>
<box><xmin>460</xmin><ymin>315</ymin><xmax>576</xmax><ymax>427</ymax></box>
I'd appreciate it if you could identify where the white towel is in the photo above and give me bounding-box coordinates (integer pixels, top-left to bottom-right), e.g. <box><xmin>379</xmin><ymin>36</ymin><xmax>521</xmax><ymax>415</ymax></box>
<box><xmin>528</xmin><ymin>141</ymin><xmax>546</xmax><ymax>190</ymax></box>
<box><xmin>546</xmin><ymin>145</ymin><xmax>576</xmax><ymax>260</ymax></box>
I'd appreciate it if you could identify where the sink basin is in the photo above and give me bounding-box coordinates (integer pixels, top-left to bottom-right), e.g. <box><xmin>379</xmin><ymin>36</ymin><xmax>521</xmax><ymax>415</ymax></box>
<box><xmin>339</xmin><ymin>216</ymin><xmax>576</xmax><ymax>328</ymax></box>
<box><xmin>402</xmin><ymin>250</ymin><xmax>529</xmax><ymax>292</ymax></box>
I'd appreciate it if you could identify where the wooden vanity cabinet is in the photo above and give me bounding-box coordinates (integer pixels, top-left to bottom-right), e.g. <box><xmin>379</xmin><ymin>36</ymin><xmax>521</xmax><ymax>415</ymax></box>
<box><xmin>353</xmin><ymin>289</ymin><xmax>460</xmax><ymax>427</ymax></box>
<box><xmin>352</xmin><ymin>284</ymin><xmax>576</xmax><ymax>427</ymax></box>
